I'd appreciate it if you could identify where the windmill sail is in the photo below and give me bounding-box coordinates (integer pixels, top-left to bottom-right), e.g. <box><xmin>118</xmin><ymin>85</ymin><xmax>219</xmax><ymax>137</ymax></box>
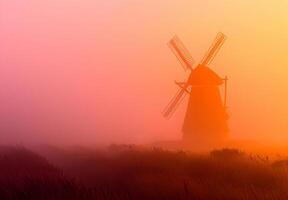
<box><xmin>168</xmin><ymin>35</ymin><xmax>194</xmax><ymax>71</ymax></box>
<box><xmin>162</xmin><ymin>86</ymin><xmax>188</xmax><ymax>118</ymax></box>
<box><xmin>200</xmin><ymin>32</ymin><xmax>226</xmax><ymax>66</ymax></box>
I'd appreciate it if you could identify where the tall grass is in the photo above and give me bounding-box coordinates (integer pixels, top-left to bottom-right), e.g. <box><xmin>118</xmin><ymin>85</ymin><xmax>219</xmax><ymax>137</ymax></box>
<box><xmin>0</xmin><ymin>145</ymin><xmax>288</xmax><ymax>199</ymax></box>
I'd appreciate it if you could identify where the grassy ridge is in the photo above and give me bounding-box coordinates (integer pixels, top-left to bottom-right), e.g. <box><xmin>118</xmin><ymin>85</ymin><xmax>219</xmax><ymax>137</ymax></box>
<box><xmin>0</xmin><ymin>146</ymin><xmax>288</xmax><ymax>199</ymax></box>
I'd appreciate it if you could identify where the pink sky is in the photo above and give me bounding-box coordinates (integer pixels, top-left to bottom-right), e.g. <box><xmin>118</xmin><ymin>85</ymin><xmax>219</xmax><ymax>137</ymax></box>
<box><xmin>1</xmin><ymin>0</ymin><xmax>288</xmax><ymax>145</ymax></box>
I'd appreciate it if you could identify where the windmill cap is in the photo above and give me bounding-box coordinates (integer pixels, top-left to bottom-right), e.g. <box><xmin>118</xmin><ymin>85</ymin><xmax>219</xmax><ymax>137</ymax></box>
<box><xmin>189</xmin><ymin>65</ymin><xmax>223</xmax><ymax>85</ymax></box>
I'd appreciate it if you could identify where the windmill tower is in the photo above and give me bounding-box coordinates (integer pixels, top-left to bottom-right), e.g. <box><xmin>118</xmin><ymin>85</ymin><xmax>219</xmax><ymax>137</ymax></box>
<box><xmin>163</xmin><ymin>32</ymin><xmax>229</xmax><ymax>144</ymax></box>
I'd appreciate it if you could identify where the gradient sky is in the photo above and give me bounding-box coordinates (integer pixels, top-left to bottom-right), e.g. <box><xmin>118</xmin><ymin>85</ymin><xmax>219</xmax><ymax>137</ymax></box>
<box><xmin>1</xmin><ymin>0</ymin><xmax>288</xmax><ymax>145</ymax></box>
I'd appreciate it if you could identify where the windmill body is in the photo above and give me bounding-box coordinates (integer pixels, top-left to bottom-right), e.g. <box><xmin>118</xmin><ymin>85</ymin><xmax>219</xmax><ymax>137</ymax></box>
<box><xmin>163</xmin><ymin>33</ymin><xmax>229</xmax><ymax>144</ymax></box>
<box><xmin>182</xmin><ymin>65</ymin><xmax>228</xmax><ymax>142</ymax></box>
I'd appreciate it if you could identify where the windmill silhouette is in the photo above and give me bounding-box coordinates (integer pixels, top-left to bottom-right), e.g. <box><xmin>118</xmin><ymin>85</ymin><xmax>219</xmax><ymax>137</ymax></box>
<box><xmin>163</xmin><ymin>32</ymin><xmax>229</xmax><ymax>143</ymax></box>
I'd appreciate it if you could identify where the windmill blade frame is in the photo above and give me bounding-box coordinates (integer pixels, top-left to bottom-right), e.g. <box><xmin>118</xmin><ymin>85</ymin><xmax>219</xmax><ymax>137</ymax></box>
<box><xmin>200</xmin><ymin>32</ymin><xmax>227</xmax><ymax>66</ymax></box>
<box><xmin>162</xmin><ymin>86</ymin><xmax>189</xmax><ymax>119</ymax></box>
<box><xmin>168</xmin><ymin>35</ymin><xmax>195</xmax><ymax>71</ymax></box>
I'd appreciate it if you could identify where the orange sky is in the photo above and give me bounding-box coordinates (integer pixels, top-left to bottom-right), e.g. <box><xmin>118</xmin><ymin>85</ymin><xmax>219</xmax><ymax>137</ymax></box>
<box><xmin>1</xmin><ymin>0</ymin><xmax>288</xmax><ymax>145</ymax></box>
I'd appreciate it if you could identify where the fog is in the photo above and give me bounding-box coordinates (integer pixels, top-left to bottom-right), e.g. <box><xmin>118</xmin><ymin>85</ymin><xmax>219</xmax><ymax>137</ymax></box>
<box><xmin>1</xmin><ymin>0</ymin><xmax>288</xmax><ymax>146</ymax></box>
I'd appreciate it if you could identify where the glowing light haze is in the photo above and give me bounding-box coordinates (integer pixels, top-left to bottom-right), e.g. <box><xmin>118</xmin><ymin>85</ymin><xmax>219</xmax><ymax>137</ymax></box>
<box><xmin>1</xmin><ymin>0</ymin><xmax>288</xmax><ymax>145</ymax></box>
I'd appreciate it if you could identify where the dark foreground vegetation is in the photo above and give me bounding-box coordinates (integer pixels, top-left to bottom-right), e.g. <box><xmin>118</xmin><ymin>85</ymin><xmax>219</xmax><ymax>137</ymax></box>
<box><xmin>0</xmin><ymin>145</ymin><xmax>288</xmax><ymax>200</ymax></box>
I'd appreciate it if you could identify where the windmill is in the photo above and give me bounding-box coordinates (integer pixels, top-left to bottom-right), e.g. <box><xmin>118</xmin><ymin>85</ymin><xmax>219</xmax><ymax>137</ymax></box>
<box><xmin>163</xmin><ymin>32</ymin><xmax>229</xmax><ymax>143</ymax></box>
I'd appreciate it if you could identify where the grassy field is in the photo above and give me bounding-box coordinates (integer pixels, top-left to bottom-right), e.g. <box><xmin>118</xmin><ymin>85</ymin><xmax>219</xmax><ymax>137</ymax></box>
<box><xmin>0</xmin><ymin>145</ymin><xmax>288</xmax><ymax>200</ymax></box>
